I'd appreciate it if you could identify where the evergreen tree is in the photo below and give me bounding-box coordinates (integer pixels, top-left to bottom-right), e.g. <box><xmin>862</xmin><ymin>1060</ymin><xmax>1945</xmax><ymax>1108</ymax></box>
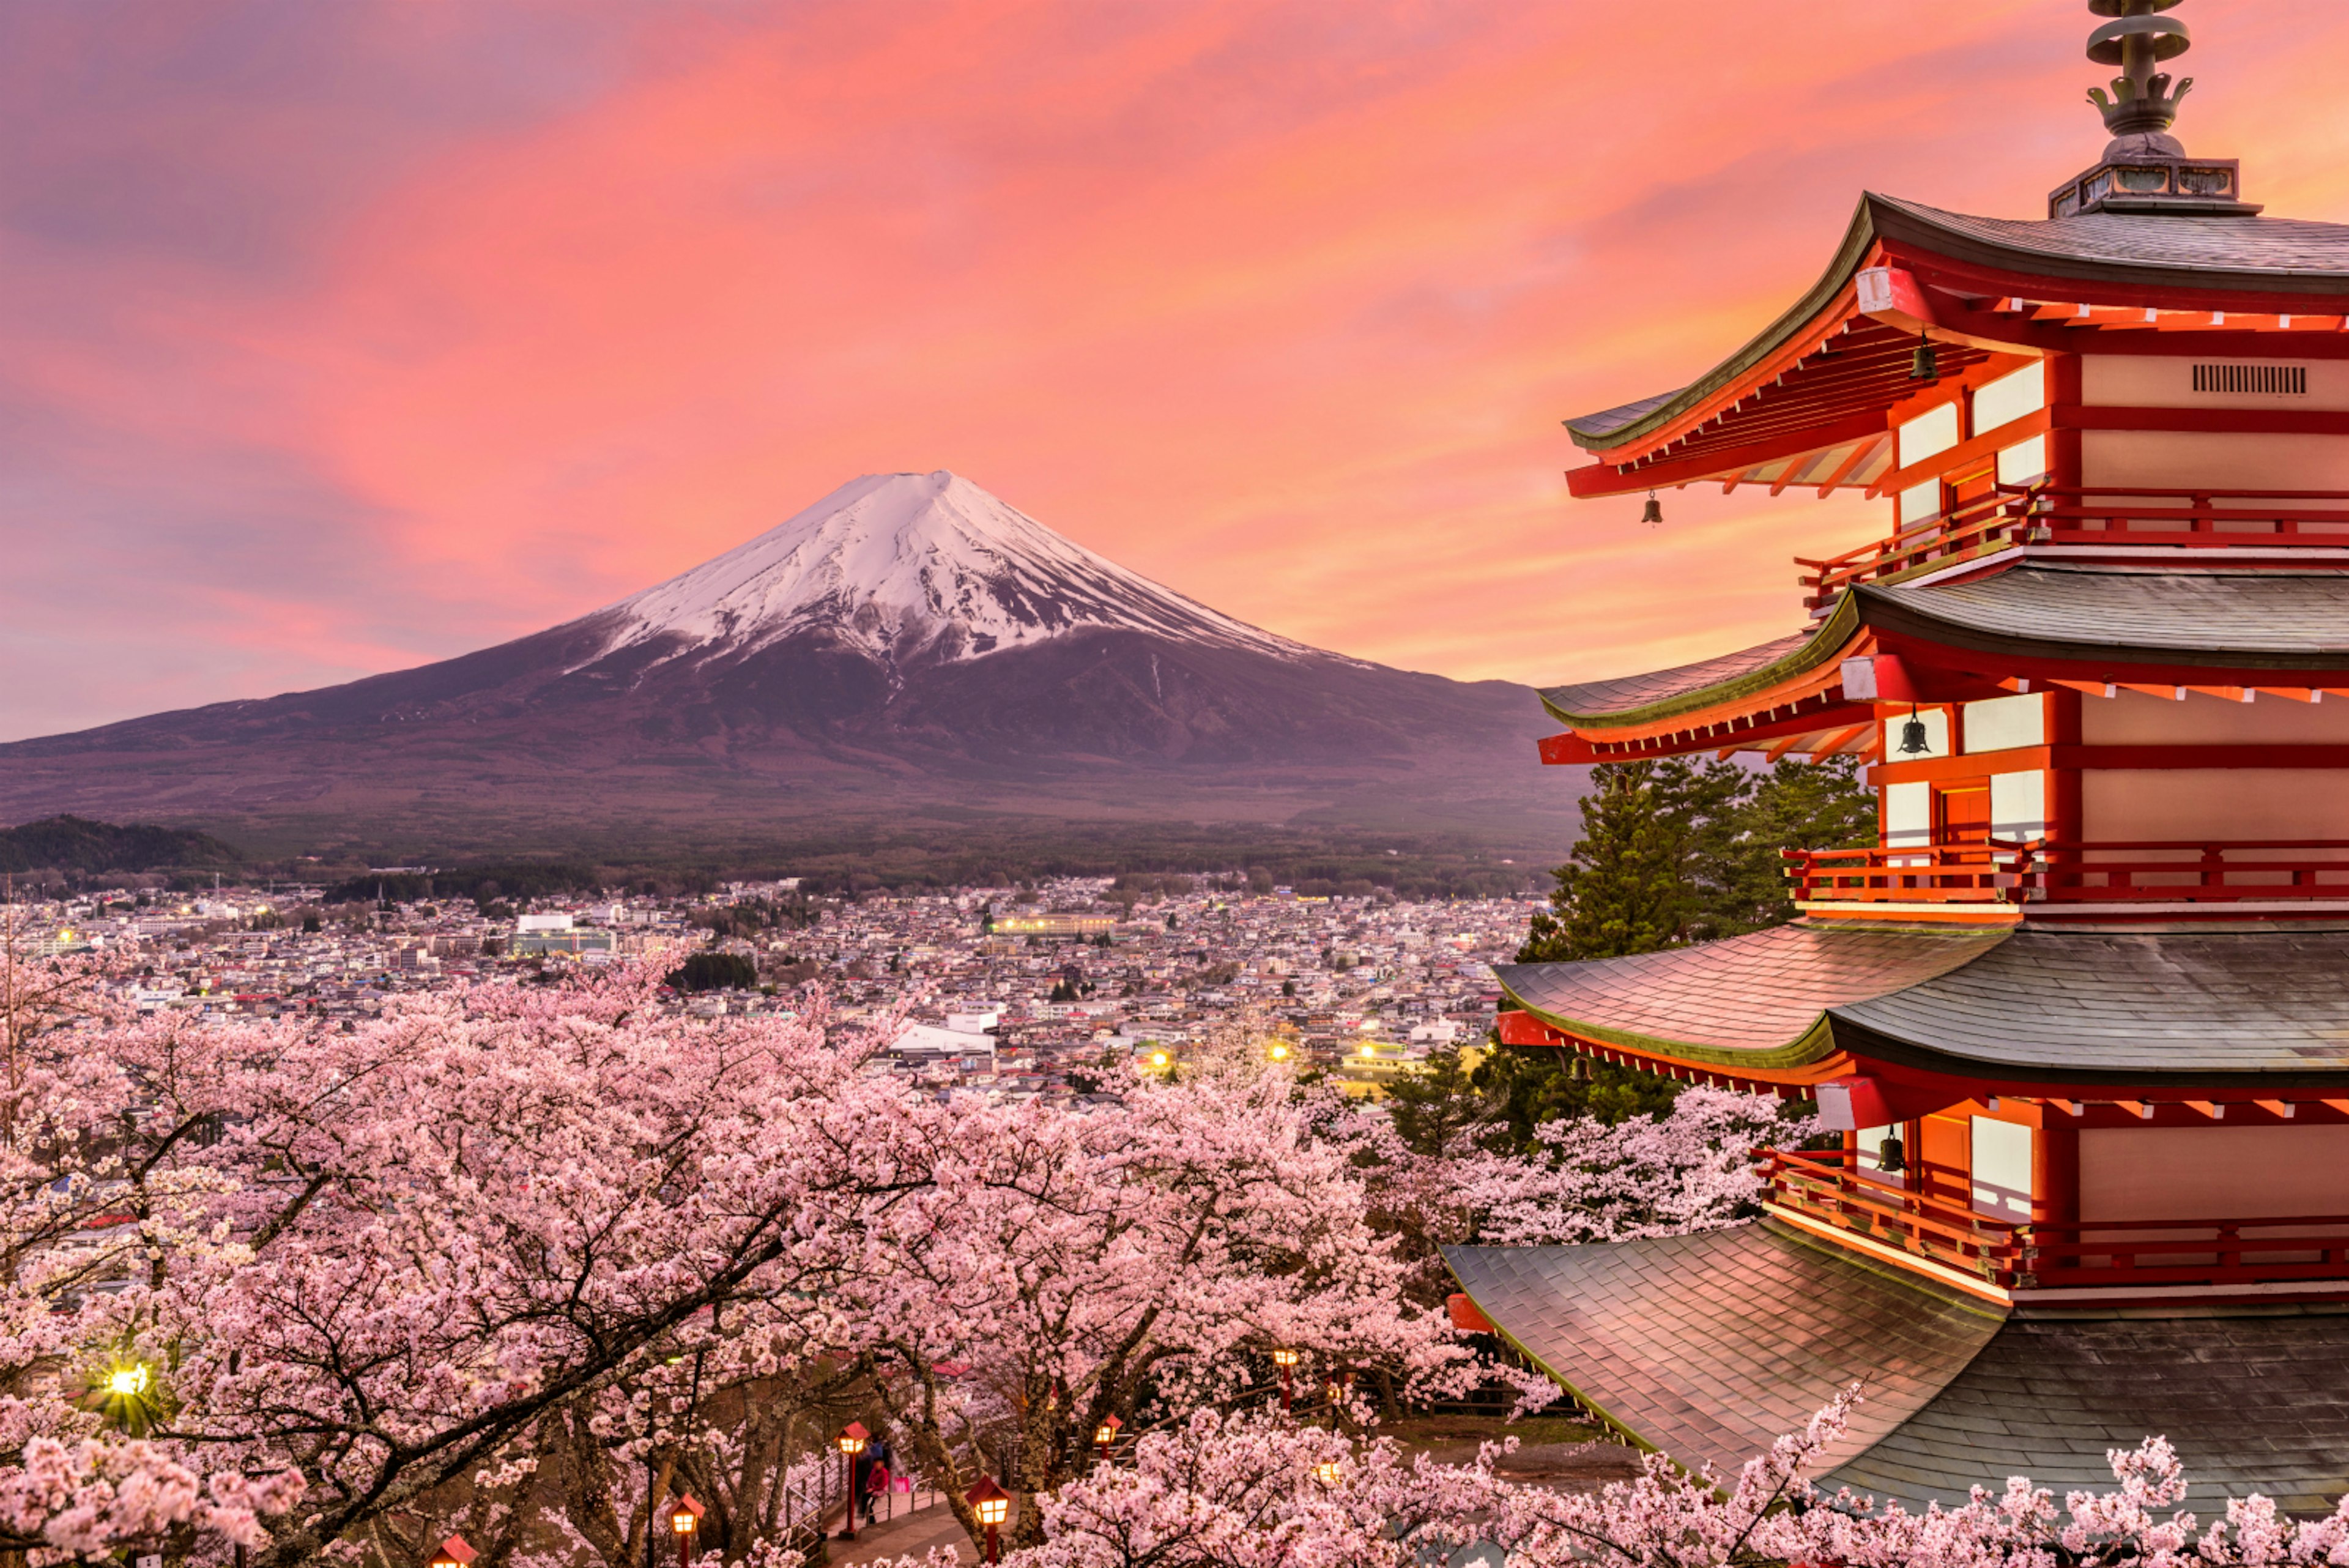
<box><xmin>1520</xmin><ymin>756</ymin><xmax>1875</xmax><ymax>960</ymax></box>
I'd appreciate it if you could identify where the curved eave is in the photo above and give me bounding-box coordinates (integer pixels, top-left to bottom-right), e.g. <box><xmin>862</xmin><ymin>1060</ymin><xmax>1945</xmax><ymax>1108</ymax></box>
<box><xmin>1499</xmin><ymin>976</ymin><xmax>1842</xmax><ymax>1075</ymax></box>
<box><xmin>1508</xmin><ymin>975</ymin><xmax>2349</xmax><ymax>1091</ymax></box>
<box><xmin>1565</xmin><ymin>198</ymin><xmax>1883</xmax><ymax>454</ymax></box>
<box><xmin>1540</xmin><ymin>596</ymin><xmax>1861</xmax><ymax>730</ymax></box>
<box><xmin>1567</xmin><ymin>192</ymin><xmax>2349</xmax><ymax>459</ymax></box>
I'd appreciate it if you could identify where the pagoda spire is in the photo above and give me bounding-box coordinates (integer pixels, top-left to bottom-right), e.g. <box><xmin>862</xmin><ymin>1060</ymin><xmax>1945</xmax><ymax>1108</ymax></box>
<box><xmin>2047</xmin><ymin>0</ymin><xmax>2255</xmax><ymax>218</ymax></box>
<box><xmin>2085</xmin><ymin>0</ymin><xmax>2192</xmax><ymax>155</ymax></box>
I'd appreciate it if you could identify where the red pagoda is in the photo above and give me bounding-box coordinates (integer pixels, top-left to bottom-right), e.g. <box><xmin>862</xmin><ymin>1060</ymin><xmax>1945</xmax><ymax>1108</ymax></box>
<box><xmin>1447</xmin><ymin>0</ymin><xmax>2349</xmax><ymax>1511</ymax></box>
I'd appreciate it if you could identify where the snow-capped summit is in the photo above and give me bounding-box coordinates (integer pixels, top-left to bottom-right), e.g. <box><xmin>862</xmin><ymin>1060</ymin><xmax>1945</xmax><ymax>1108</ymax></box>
<box><xmin>589</xmin><ymin>470</ymin><xmax>1313</xmax><ymax>667</ymax></box>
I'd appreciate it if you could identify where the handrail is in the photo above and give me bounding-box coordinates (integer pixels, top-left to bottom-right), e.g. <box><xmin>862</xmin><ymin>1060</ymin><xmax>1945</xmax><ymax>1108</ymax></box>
<box><xmin>1786</xmin><ymin>839</ymin><xmax>2349</xmax><ymax>904</ymax></box>
<box><xmin>1765</xmin><ymin>1148</ymin><xmax>2349</xmax><ymax>1290</ymax></box>
<box><xmin>1797</xmin><ymin>482</ymin><xmax>2349</xmax><ymax>609</ymax></box>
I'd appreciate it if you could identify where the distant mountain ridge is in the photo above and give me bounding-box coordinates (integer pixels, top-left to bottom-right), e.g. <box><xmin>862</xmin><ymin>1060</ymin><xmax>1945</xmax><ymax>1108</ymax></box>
<box><xmin>0</xmin><ymin>472</ymin><xmax>1579</xmax><ymax>856</ymax></box>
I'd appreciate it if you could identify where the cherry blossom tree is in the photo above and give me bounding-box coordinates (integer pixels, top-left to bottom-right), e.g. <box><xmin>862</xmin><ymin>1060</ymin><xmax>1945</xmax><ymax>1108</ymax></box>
<box><xmin>820</xmin><ymin>1041</ymin><xmax>1479</xmax><ymax>1552</ymax></box>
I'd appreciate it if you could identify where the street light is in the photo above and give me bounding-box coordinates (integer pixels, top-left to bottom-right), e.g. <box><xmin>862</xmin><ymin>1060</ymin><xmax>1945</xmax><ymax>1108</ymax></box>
<box><xmin>1092</xmin><ymin>1413</ymin><xmax>1123</xmax><ymax>1452</ymax></box>
<box><xmin>965</xmin><ymin>1476</ymin><xmax>1012</xmax><ymax>1566</ymax></box>
<box><xmin>835</xmin><ymin>1423</ymin><xmax>869</xmax><ymax>1541</ymax></box>
<box><xmin>669</xmin><ymin>1495</ymin><xmax>703</xmax><ymax>1568</ymax></box>
<box><xmin>1271</xmin><ymin>1347</ymin><xmax>1299</xmax><ymax>1413</ymax></box>
<box><xmin>428</xmin><ymin>1536</ymin><xmax>476</xmax><ymax>1568</ymax></box>
<box><xmin>1267</xmin><ymin>1042</ymin><xmax>1290</xmax><ymax>1062</ymax></box>
<box><xmin>1312</xmin><ymin>1461</ymin><xmax>1342</xmax><ymax>1487</ymax></box>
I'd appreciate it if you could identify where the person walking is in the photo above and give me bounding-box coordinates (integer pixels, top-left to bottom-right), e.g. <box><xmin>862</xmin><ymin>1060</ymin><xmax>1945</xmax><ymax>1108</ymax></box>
<box><xmin>862</xmin><ymin>1433</ymin><xmax>892</xmax><ymax>1524</ymax></box>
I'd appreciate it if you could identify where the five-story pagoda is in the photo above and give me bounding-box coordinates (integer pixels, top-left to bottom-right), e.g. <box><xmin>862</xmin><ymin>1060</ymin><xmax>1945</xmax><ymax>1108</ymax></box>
<box><xmin>1447</xmin><ymin>0</ymin><xmax>2349</xmax><ymax>1512</ymax></box>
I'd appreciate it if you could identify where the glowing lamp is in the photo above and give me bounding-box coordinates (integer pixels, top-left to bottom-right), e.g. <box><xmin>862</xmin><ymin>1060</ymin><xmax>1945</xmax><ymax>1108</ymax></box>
<box><xmin>1271</xmin><ymin>1348</ymin><xmax>1299</xmax><ymax>1368</ymax></box>
<box><xmin>836</xmin><ymin>1421</ymin><xmax>869</xmax><ymax>1455</ymax></box>
<box><xmin>429</xmin><ymin>1536</ymin><xmax>477</xmax><ymax>1568</ymax></box>
<box><xmin>1268</xmin><ymin>1042</ymin><xmax>1290</xmax><ymax>1061</ymax></box>
<box><xmin>1359</xmin><ymin>1043</ymin><xmax>1376</xmax><ymax>1059</ymax></box>
<box><xmin>1149</xmin><ymin>1051</ymin><xmax>1169</xmax><ymax>1068</ymax></box>
<box><xmin>1312</xmin><ymin>1461</ymin><xmax>1342</xmax><ymax>1486</ymax></box>
<box><xmin>670</xmin><ymin>1496</ymin><xmax>702</xmax><ymax>1536</ymax></box>
<box><xmin>967</xmin><ymin>1476</ymin><xmax>1012</xmax><ymax>1527</ymax></box>
<box><xmin>1093</xmin><ymin>1413</ymin><xmax>1123</xmax><ymax>1448</ymax></box>
<box><xmin>106</xmin><ymin>1364</ymin><xmax>149</xmax><ymax>1399</ymax></box>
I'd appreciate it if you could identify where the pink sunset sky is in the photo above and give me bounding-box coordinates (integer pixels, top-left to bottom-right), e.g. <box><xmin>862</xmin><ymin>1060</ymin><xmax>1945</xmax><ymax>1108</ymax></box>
<box><xmin>6</xmin><ymin>0</ymin><xmax>2347</xmax><ymax>741</ymax></box>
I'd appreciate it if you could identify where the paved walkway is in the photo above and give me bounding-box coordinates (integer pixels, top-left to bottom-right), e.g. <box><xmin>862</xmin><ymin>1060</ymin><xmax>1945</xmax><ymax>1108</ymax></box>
<box><xmin>826</xmin><ymin>1495</ymin><xmax>984</xmax><ymax>1567</ymax></box>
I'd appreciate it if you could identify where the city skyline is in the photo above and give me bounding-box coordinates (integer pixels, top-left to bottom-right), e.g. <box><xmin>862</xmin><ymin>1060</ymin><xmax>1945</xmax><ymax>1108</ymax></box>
<box><xmin>7</xmin><ymin>1</ymin><xmax>2347</xmax><ymax>741</ymax></box>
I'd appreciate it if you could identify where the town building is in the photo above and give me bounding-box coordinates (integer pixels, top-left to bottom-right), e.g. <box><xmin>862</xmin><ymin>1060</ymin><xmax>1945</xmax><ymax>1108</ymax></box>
<box><xmin>1447</xmin><ymin>1</ymin><xmax>2349</xmax><ymax>1513</ymax></box>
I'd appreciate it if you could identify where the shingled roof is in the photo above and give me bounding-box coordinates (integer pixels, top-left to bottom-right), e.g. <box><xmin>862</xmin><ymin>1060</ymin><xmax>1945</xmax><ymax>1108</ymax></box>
<box><xmin>1861</xmin><ymin>565</ymin><xmax>2349</xmax><ymax>669</ymax></box>
<box><xmin>1442</xmin><ymin>1224</ymin><xmax>2003</xmax><ymax>1479</ymax></box>
<box><xmin>1567</xmin><ymin>193</ymin><xmax>2349</xmax><ymax>456</ymax></box>
<box><xmin>1448</xmin><ymin>1221</ymin><xmax>2349</xmax><ymax>1514</ymax></box>
<box><xmin>1502</xmin><ymin>924</ymin><xmax>2349</xmax><ymax>1086</ymax></box>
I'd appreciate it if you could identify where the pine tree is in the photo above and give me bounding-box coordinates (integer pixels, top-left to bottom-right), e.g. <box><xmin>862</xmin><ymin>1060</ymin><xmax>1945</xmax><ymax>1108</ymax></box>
<box><xmin>1517</xmin><ymin>762</ymin><xmax>1691</xmax><ymax>961</ymax></box>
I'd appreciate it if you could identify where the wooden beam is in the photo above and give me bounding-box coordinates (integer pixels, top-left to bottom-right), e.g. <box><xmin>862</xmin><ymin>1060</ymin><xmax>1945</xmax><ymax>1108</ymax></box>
<box><xmin>2055</xmin><ymin>404</ymin><xmax>2349</xmax><ymax>437</ymax></box>
<box><xmin>1857</xmin><ymin>265</ymin><xmax>2052</xmax><ymax>357</ymax></box>
<box><xmin>2050</xmin><ymin>679</ymin><xmax>2118</xmax><ymax>698</ymax></box>
<box><xmin>2118</xmin><ymin>683</ymin><xmax>2185</xmax><ymax>701</ymax></box>
<box><xmin>1866</xmin><ymin>407</ymin><xmax>2053</xmax><ymax>500</ymax></box>
<box><xmin>2109</xmin><ymin>1099</ymin><xmax>2156</xmax><ymax>1120</ymax></box>
<box><xmin>1567</xmin><ymin>411</ymin><xmax>1890</xmax><ymax>498</ymax></box>
<box><xmin>2256</xmin><ymin>688</ymin><xmax>2323</xmax><ymax>703</ymax></box>
<box><xmin>1814</xmin><ymin>436</ymin><xmax>1889</xmax><ymax>497</ymax></box>
<box><xmin>1807</xmin><ymin>723</ymin><xmax>1872</xmax><ymax>761</ymax></box>
<box><xmin>2186</xmin><ymin>686</ymin><xmax>2253</xmax><ymax>703</ymax></box>
<box><xmin>2255</xmin><ymin>1099</ymin><xmax>2297</xmax><ymax>1119</ymax></box>
<box><xmin>2184</xmin><ymin>1100</ymin><xmax>2226</xmax><ymax>1120</ymax></box>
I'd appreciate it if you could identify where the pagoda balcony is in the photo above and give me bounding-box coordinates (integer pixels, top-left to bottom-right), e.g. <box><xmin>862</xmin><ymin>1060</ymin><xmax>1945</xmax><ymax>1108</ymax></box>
<box><xmin>1797</xmin><ymin>485</ymin><xmax>2349</xmax><ymax>612</ymax></box>
<box><xmin>1765</xmin><ymin>1149</ymin><xmax>2349</xmax><ymax>1295</ymax></box>
<box><xmin>1784</xmin><ymin>840</ymin><xmax>2349</xmax><ymax>907</ymax></box>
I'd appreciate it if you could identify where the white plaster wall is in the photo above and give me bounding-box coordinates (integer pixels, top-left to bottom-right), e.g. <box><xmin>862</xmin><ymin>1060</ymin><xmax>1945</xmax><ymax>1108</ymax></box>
<box><xmin>1972</xmin><ymin>1117</ymin><xmax>2033</xmax><ymax>1220</ymax></box>
<box><xmin>1899</xmin><ymin>403</ymin><xmax>1961</xmax><ymax>466</ymax></box>
<box><xmin>1885</xmin><ymin>781</ymin><xmax>1931</xmax><ymax>847</ymax></box>
<box><xmin>1989</xmin><ymin>772</ymin><xmax>2047</xmax><ymax>840</ymax></box>
<box><xmin>2084</xmin><ymin>354</ymin><xmax>2349</xmax><ymax>411</ymax></box>
<box><xmin>2081</xmin><ymin>688</ymin><xmax>2349</xmax><ymax>745</ymax></box>
<box><xmin>1964</xmin><ymin>693</ymin><xmax>2047</xmax><ymax>753</ymax></box>
<box><xmin>2082</xmin><ymin>430</ymin><xmax>2349</xmax><ymax>492</ymax></box>
<box><xmin>2082</xmin><ymin>1126</ymin><xmax>2349</xmax><ymax>1221</ymax></box>
<box><xmin>2082</xmin><ymin>770</ymin><xmax>2349</xmax><ymax>841</ymax></box>
<box><xmin>1975</xmin><ymin>363</ymin><xmax>2047</xmax><ymax>430</ymax></box>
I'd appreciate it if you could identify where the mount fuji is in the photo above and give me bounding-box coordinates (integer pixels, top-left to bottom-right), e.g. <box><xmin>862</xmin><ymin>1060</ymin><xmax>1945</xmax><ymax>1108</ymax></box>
<box><xmin>0</xmin><ymin>473</ymin><xmax>1575</xmax><ymax>854</ymax></box>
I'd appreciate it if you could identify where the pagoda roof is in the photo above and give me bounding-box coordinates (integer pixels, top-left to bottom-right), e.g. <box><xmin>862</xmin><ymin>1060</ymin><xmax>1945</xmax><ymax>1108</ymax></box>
<box><xmin>1538</xmin><ymin>565</ymin><xmax>2349</xmax><ymax>737</ymax></box>
<box><xmin>1499</xmin><ymin>924</ymin><xmax>2349</xmax><ymax>1087</ymax></box>
<box><xmin>1447</xmin><ymin>1222</ymin><xmax>2349</xmax><ymax>1512</ymax></box>
<box><xmin>1538</xmin><ymin>633</ymin><xmax>1812</xmax><ymax>721</ymax></box>
<box><xmin>1565</xmin><ymin>193</ymin><xmax>2349</xmax><ymax>497</ymax></box>
<box><xmin>1866</xmin><ymin>563</ymin><xmax>2349</xmax><ymax>668</ymax></box>
<box><xmin>1441</xmin><ymin>1222</ymin><xmax>2002</xmax><ymax>1479</ymax></box>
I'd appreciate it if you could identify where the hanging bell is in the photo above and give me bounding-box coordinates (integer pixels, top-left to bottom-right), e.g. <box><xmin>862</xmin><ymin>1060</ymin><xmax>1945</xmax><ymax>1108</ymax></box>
<box><xmin>1877</xmin><ymin>1133</ymin><xmax>1907</xmax><ymax>1174</ymax></box>
<box><xmin>1897</xmin><ymin>708</ymin><xmax>1931</xmax><ymax>756</ymax></box>
<box><xmin>1639</xmin><ymin>490</ymin><xmax>1664</xmax><ymax>527</ymax></box>
<box><xmin>1910</xmin><ymin>332</ymin><xmax>1940</xmax><ymax>384</ymax></box>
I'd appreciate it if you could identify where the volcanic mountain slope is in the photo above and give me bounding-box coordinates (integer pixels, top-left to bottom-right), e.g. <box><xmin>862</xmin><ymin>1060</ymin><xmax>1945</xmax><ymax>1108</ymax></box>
<box><xmin>0</xmin><ymin>472</ymin><xmax>1579</xmax><ymax>853</ymax></box>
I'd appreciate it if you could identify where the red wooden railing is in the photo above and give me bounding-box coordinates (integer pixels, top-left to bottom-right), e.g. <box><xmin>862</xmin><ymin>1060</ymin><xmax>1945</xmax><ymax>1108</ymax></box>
<box><xmin>1797</xmin><ymin>489</ymin><xmax>2029</xmax><ymax>611</ymax></box>
<box><xmin>1785</xmin><ymin>840</ymin><xmax>2349</xmax><ymax>905</ymax></box>
<box><xmin>1782</xmin><ymin>844</ymin><xmax>2025</xmax><ymax>904</ymax></box>
<box><xmin>1764</xmin><ymin>1149</ymin><xmax>2027</xmax><ymax>1281</ymax></box>
<box><xmin>1798</xmin><ymin>483</ymin><xmax>2349</xmax><ymax>610</ymax></box>
<box><xmin>1767</xmin><ymin>1150</ymin><xmax>2349</xmax><ymax>1291</ymax></box>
